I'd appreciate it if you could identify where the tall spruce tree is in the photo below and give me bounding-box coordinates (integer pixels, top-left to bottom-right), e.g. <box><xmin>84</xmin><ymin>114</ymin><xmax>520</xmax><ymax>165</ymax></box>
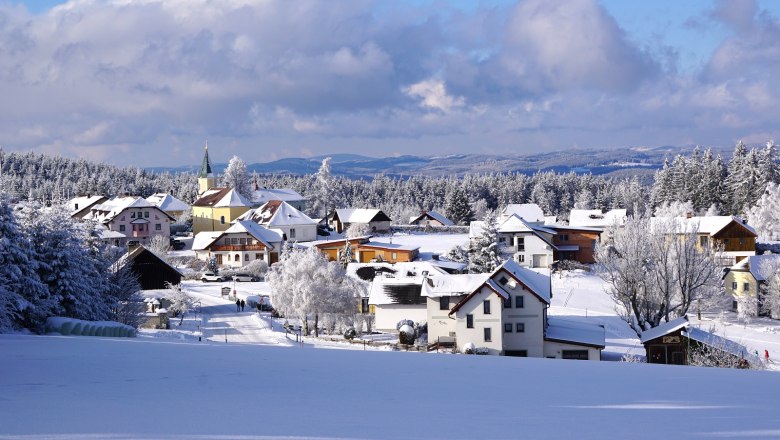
<box><xmin>468</xmin><ymin>211</ymin><xmax>502</xmax><ymax>274</ymax></box>
<box><xmin>445</xmin><ymin>186</ymin><xmax>474</xmax><ymax>225</ymax></box>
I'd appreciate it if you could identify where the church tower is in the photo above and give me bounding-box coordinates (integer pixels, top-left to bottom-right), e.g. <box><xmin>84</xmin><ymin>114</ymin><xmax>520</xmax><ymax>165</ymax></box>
<box><xmin>198</xmin><ymin>142</ymin><xmax>217</xmax><ymax>194</ymax></box>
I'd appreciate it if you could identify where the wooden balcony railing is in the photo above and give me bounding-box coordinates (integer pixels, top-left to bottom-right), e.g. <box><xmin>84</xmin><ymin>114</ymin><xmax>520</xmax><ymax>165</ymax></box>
<box><xmin>210</xmin><ymin>244</ymin><xmax>267</xmax><ymax>251</ymax></box>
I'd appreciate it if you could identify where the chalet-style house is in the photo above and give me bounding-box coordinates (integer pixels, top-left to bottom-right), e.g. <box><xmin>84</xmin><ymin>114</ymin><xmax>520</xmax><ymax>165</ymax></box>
<box><xmin>329</xmin><ymin>209</ymin><xmax>392</xmax><ymax>234</ymax></box>
<box><xmin>115</xmin><ymin>244</ymin><xmax>182</xmax><ymax>290</ymax></box>
<box><xmin>192</xmin><ymin>187</ymin><xmax>252</xmax><ymax>234</ymax></box>
<box><xmin>725</xmin><ymin>254</ymin><xmax>780</xmax><ymax>317</ymax></box>
<box><xmin>448</xmin><ymin>259</ymin><xmax>604</xmax><ymax>359</ymax></box>
<box><xmin>193</xmin><ymin>220</ymin><xmax>283</xmax><ymax>266</ymax></box>
<box><xmin>82</xmin><ymin>196</ymin><xmax>174</xmax><ymax>247</ymax></box>
<box><xmin>250</xmin><ymin>187</ymin><xmax>306</xmax><ymax>212</ymax></box>
<box><xmin>568</xmin><ymin>209</ymin><xmax>627</xmax><ymax>229</ymax></box>
<box><xmin>548</xmin><ymin>225</ymin><xmax>602</xmax><ymax>264</ymax></box>
<box><xmin>145</xmin><ymin>193</ymin><xmax>190</xmax><ymax>220</ymax></box>
<box><xmin>640</xmin><ymin>316</ymin><xmax>759</xmax><ymax>367</ymax></box>
<box><xmin>310</xmin><ymin>237</ymin><xmax>419</xmax><ymax>263</ymax></box>
<box><xmin>236</xmin><ymin>200</ymin><xmax>317</xmax><ymax>242</ymax></box>
<box><xmin>409</xmin><ymin>210</ymin><xmax>454</xmax><ymax>227</ymax></box>
<box><xmin>69</xmin><ymin>195</ymin><xmax>108</xmax><ymax>220</ymax></box>
<box><xmin>470</xmin><ymin>214</ymin><xmax>556</xmax><ymax>268</ymax></box>
<box><xmin>650</xmin><ymin>215</ymin><xmax>757</xmax><ymax>266</ymax></box>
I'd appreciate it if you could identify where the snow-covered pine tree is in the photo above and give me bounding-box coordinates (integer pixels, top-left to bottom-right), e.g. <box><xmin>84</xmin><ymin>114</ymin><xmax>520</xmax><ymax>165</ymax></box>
<box><xmin>468</xmin><ymin>211</ymin><xmax>502</xmax><ymax>274</ymax></box>
<box><xmin>222</xmin><ymin>155</ymin><xmax>253</xmax><ymax>199</ymax></box>
<box><xmin>723</xmin><ymin>141</ymin><xmax>752</xmax><ymax>215</ymax></box>
<box><xmin>340</xmin><ymin>240</ymin><xmax>354</xmax><ymax>266</ymax></box>
<box><xmin>445</xmin><ymin>186</ymin><xmax>473</xmax><ymax>226</ymax></box>
<box><xmin>746</xmin><ymin>183</ymin><xmax>780</xmax><ymax>242</ymax></box>
<box><xmin>309</xmin><ymin>157</ymin><xmax>342</xmax><ymax>219</ymax></box>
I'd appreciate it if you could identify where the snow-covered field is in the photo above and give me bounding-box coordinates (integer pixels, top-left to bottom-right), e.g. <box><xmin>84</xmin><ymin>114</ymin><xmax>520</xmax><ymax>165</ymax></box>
<box><xmin>2</xmin><ymin>333</ymin><xmax>779</xmax><ymax>439</ymax></box>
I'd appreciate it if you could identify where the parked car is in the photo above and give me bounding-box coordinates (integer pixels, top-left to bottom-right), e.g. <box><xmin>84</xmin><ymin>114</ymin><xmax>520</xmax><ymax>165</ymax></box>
<box><xmin>232</xmin><ymin>273</ymin><xmax>260</xmax><ymax>282</ymax></box>
<box><xmin>170</xmin><ymin>239</ymin><xmax>185</xmax><ymax>250</ymax></box>
<box><xmin>201</xmin><ymin>271</ymin><xmax>225</xmax><ymax>282</ymax></box>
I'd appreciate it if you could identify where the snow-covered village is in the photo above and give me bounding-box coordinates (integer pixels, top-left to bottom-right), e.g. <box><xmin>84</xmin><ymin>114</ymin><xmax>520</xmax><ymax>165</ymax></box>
<box><xmin>3</xmin><ymin>1</ymin><xmax>780</xmax><ymax>439</ymax></box>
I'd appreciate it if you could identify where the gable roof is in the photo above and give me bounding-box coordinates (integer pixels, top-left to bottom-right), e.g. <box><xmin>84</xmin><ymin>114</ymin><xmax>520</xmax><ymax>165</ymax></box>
<box><xmin>223</xmin><ymin>221</ymin><xmax>283</xmax><ymax>248</ymax></box>
<box><xmin>421</xmin><ymin>274</ymin><xmax>490</xmax><ymax>298</ymax></box>
<box><xmin>409</xmin><ymin>210</ymin><xmax>454</xmax><ymax>226</ymax></box>
<box><xmin>545</xmin><ymin>317</ymin><xmax>606</xmax><ymax>349</ymax></box>
<box><xmin>649</xmin><ymin>216</ymin><xmax>757</xmax><ymax>237</ymax></box>
<box><xmin>237</xmin><ymin>200</ymin><xmax>317</xmax><ymax>227</ymax></box>
<box><xmin>70</xmin><ymin>195</ymin><xmax>108</xmax><ymax>217</ymax></box>
<box><xmin>449</xmin><ymin>259</ymin><xmax>551</xmax><ymax>315</ymax></box>
<box><xmin>731</xmin><ymin>254</ymin><xmax>780</xmax><ymax>282</ymax></box>
<box><xmin>368</xmin><ymin>277</ymin><xmax>425</xmax><ymax>306</ymax></box>
<box><xmin>334</xmin><ymin>208</ymin><xmax>392</xmax><ymax>224</ymax></box>
<box><xmin>115</xmin><ymin>245</ymin><xmax>182</xmax><ymax>276</ymax></box>
<box><xmin>249</xmin><ymin>188</ymin><xmax>304</xmax><ymax>205</ymax></box>
<box><xmin>146</xmin><ymin>193</ymin><xmax>190</xmax><ymax>213</ymax></box>
<box><xmin>568</xmin><ymin>209</ymin><xmax>627</xmax><ymax>228</ymax></box>
<box><xmin>502</xmin><ymin>204</ymin><xmax>544</xmax><ymax>223</ymax></box>
<box><xmin>193</xmin><ymin>187</ymin><xmax>252</xmax><ymax>208</ymax></box>
<box><xmin>192</xmin><ymin>231</ymin><xmax>223</xmax><ymax>251</ymax></box>
<box><xmin>639</xmin><ymin>316</ymin><xmax>689</xmax><ymax>343</ymax></box>
<box><xmin>86</xmin><ymin>196</ymin><xmax>174</xmax><ymax>223</ymax></box>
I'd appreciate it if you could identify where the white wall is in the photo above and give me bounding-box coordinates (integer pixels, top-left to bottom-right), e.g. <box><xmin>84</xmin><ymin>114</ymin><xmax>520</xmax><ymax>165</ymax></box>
<box><xmin>453</xmin><ymin>287</ymin><xmax>504</xmax><ymax>355</ymax></box>
<box><xmin>426</xmin><ymin>296</ymin><xmax>463</xmax><ymax>343</ymax></box>
<box><xmin>499</xmin><ymin>281</ymin><xmax>545</xmax><ymax>357</ymax></box>
<box><xmin>500</xmin><ymin>232</ymin><xmax>553</xmax><ymax>268</ymax></box>
<box><xmin>374</xmin><ymin>304</ymin><xmax>427</xmax><ymax>332</ymax></box>
<box><xmin>278</xmin><ymin>224</ymin><xmax>317</xmax><ymax>242</ymax></box>
<box><xmin>543</xmin><ymin>341</ymin><xmax>601</xmax><ymax>361</ymax></box>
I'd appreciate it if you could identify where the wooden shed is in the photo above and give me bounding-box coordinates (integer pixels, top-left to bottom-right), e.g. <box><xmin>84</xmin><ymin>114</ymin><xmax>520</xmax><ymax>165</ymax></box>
<box><xmin>117</xmin><ymin>245</ymin><xmax>182</xmax><ymax>290</ymax></box>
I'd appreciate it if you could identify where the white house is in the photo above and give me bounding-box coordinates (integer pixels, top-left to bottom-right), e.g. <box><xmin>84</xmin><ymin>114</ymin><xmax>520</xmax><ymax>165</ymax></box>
<box><xmin>69</xmin><ymin>195</ymin><xmax>108</xmax><ymax>219</ymax></box>
<box><xmin>500</xmin><ymin>204</ymin><xmax>545</xmax><ymax>224</ymax></box>
<box><xmin>368</xmin><ymin>275</ymin><xmax>427</xmax><ymax>332</ymax></box>
<box><xmin>470</xmin><ymin>214</ymin><xmax>556</xmax><ymax>268</ymax></box>
<box><xmin>82</xmin><ymin>196</ymin><xmax>174</xmax><ymax>247</ymax></box>
<box><xmin>422</xmin><ymin>273</ymin><xmax>489</xmax><ymax>345</ymax></box>
<box><xmin>236</xmin><ymin>200</ymin><xmax>318</xmax><ymax>242</ymax></box>
<box><xmin>192</xmin><ymin>220</ymin><xmax>283</xmax><ymax>267</ymax></box>
<box><xmin>568</xmin><ymin>209</ymin><xmax>627</xmax><ymax>229</ymax></box>
<box><xmin>448</xmin><ymin>259</ymin><xmax>604</xmax><ymax>359</ymax></box>
<box><xmin>409</xmin><ymin>210</ymin><xmax>454</xmax><ymax>227</ymax></box>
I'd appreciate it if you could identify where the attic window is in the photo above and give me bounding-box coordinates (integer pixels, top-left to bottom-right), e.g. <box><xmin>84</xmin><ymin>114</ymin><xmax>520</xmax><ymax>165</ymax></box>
<box><xmin>498</xmin><ymin>276</ymin><xmax>509</xmax><ymax>286</ymax></box>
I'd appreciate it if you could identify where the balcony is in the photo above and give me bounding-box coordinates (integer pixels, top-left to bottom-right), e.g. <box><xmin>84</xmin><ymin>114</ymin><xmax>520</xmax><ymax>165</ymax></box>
<box><xmin>210</xmin><ymin>244</ymin><xmax>267</xmax><ymax>251</ymax></box>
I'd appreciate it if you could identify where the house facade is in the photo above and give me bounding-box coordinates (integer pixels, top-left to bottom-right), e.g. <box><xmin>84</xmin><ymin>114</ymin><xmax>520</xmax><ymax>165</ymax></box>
<box><xmin>69</xmin><ymin>195</ymin><xmax>108</xmax><ymax>220</ymax></box>
<box><xmin>549</xmin><ymin>226</ymin><xmax>602</xmax><ymax>264</ymax></box>
<box><xmin>470</xmin><ymin>214</ymin><xmax>556</xmax><ymax>268</ymax></box>
<box><xmin>236</xmin><ymin>200</ymin><xmax>318</xmax><ymax>242</ymax></box>
<box><xmin>83</xmin><ymin>196</ymin><xmax>174</xmax><ymax>247</ymax></box>
<box><xmin>192</xmin><ymin>187</ymin><xmax>252</xmax><ymax>234</ymax></box>
<box><xmin>193</xmin><ymin>220</ymin><xmax>283</xmax><ymax>267</ymax></box>
<box><xmin>651</xmin><ymin>216</ymin><xmax>757</xmax><ymax>266</ymax></box>
<box><xmin>422</xmin><ymin>274</ymin><xmax>489</xmax><ymax>344</ymax></box>
<box><xmin>330</xmin><ymin>209</ymin><xmax>392</xmax><ymax>233</ymax></box>
<box><xmin>311</xmin><ymin>237</ymin><xmax>419</xmax><ymax>263</ymax></box>
<box><xmin>724</xmin><ymin>254</ymin><xmax>780</xmax><ymax>317</ymax></box>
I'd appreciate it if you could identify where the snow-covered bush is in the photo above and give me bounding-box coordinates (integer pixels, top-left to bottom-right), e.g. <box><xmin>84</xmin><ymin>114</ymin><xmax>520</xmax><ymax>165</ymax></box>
<box><xmin>462</xmin><ymin>342</ymin><xmax>476</xmax><ymax>354</ymax></box>
<box><xmin>396</xmin><ymin>319</ymin><xmax>414</xmax><ymax>331</ymax></box>
<box><xmin>346</xmin><ymin>222</ymin><xmax>371</xmax><ymax>238</ymax></box>
<box><xmin>398</xmin><ymin>324</ymin><xmax>415</xmax><ymax>345</ymax></box>
<box><xmin>474</xmin><ymin>347</ymin><xmax>490</xmax><ymax>355</ymax></box>
<box><xmin>344</xmin><ymin>326</ymin><xmax>357</xmax><ymax>340</ymax></box>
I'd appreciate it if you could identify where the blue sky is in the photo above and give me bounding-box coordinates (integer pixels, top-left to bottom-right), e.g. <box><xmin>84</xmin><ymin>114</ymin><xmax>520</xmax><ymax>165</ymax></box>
<box><xmin>1</xmin><ymin>0</ymin><xmax>778</xmax><ymax>167</ymax></box>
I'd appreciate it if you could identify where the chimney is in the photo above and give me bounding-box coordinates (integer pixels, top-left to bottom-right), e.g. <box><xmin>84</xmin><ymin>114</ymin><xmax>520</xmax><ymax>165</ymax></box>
<box><xmin>686</xmin><ymin>212</ymin><xmax>692</xmax><ymax>219</ymax></box>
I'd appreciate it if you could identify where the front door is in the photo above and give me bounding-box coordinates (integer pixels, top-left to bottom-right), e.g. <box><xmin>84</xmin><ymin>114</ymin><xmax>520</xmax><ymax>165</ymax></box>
<box><xmin>216</xmin><ymin>254</ymin><xmax>223</xmax><ymax>265</ymax></box>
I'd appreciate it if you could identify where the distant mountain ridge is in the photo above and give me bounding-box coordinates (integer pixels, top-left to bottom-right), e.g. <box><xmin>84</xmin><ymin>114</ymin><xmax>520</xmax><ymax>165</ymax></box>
<box><xmin>148</xmin><ymin>146</ymin><xmax>730</xmax><ymax>179</ymax></box>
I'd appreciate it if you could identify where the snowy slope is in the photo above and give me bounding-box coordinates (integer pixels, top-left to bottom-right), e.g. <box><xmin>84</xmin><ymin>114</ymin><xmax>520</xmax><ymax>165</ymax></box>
<box><xmin>1</xmin><ymin>334</ymin><xmax>779</xmax><ymax>439</ymax></box>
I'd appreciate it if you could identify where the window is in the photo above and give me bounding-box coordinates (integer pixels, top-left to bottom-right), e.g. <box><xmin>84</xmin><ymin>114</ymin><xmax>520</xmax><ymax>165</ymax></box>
<box><xmin>516</xmin><ymin>322</ymin><xmax>525</xmax><ymax>333</ymax></box>
<box><xmin>232</xmin><ymin>238</ymin><xmax>239</xmax><ymax>245</ymax></box>
<box><xmin>483</xmin><ymin>300</ymin><xmax>491</xmax><ymax>314</ymax></box>
<box><xmin>361</xmin><ymin>298</ymin><xmax>370</xmax><ymax>314</ymax></box>
<box><xmin>562</xmin><ymin>350</ymin><xmax>589</xmax><ymax>360</ymax></box>
<box><xmin>515</xmin><ymin>296</ymin><xmax>524</xmax><ymax>308</ymax></box>
<box><xmin>245</xmin><ymin>254</ymin><xmax>249</xmax><ymax>261</ymax></box>
<box><xmin>235</xmin><ymin>254</ymin><xmax>241</xmax><ymax>262</ymax></box>
<box><xmin>517</xmin><ymin>237</ymin><xmax>525</xmax><ymax>251</ymax></box>
<box><xmin>484</xmin><ymin>327</ymin><xmax>492</xmax><ymax>342</ymax></box>
<box><xmin>466</xmin><ymin>314</ymin><xmax>474</xmax><ymax>328</ymax></box>
<box><xmin>559</xmin><ymin>234</ymin><xmax>569</xmax><ymax>241</ymax></box>
<box><xmin>131</xmin><ymin>212</ymin><xmax>136</xmax><ymax>218</ymax></box>
<box><xmin>744</xmin><ymin>282</ymin><xmax>750</xmax><ymax>292</ymax></box>
<box><xmin>290</xmin><ymin>228</ymin><xmax>296</xmax><ymax>238</ymax></box>
<box><xmin>504</xmin><ymin>323</ymin><xmax>512</xmax><ymax>333</ymax></box>
<box><xmin>732</xmin><ymin>282</ymin><xmax>738</xmax><ymax>290</ymax></box>
<box><xmin>144</xmin><ymin>211</ymin><xmax>149</xmax><ymax>218</ymax></box>
<box><xmin>155</xmin><ymin>224</ymin><xmax>161</xmax><ymax>231</ymax></box>
<box><xmin>240</xmin><ymin>238</ymin><xmax>247</xmax><ymax>245</ymax></box>
<box><xmin>739</xmin><ymin>238</ymin><xmax>746</xmax><ymax>246</ymax></box>
<box><xmin>498</xmin><ymin>276</ymin><xmax>508</xmax><ymax>286</ymax></box>
<box><xmin>700</xmin><ymin>236</ymin><xmax>709</xmax><ymax>247</ymax></box>
<box><xmin>439</xmin><ymin>296</ymin><xmax>450</xmax><ymax>310</ymax></box>
<box><xmin>220</xmin><ymin>216</ymin><xmax>225</xmax><ymax>225</ymax></box>
<box><xmin>391</xmin><ymin>252</ymin><xmax>397</xmax><ymax>260</ymax></box>
<box><xmin>119</xmin><ymin>225</ymin><xmax>125</xmax><ymax>232</ymax></box>
<box><xmin>517</xmin><ymin>255</ymin><xmax>525</xmax><ymax>263</ymax></box>
<box><xmin>255</xmin><ymin>253</ymin><xmax>262</xmax><ymax>260</ymax></box>
<box><xmin>503</xmin><ymin>296</ymin><xmax>512</xmax><ymax>308</ymax></box>
<box><xmin>499</xmin><ymin>237</ymin><xmax>506</xmax><ymax>243</ymax></box>
<box><xmin>227</xmin><ymin>254</ymin><xmax>231</xmax><ymax>261</ymax></box>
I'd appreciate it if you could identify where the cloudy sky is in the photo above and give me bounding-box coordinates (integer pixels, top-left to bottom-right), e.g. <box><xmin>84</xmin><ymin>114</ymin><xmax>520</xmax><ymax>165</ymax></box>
<box><xmin>1</xmin><ymin>0</ymin><xmax>779</xmax><ymax>167</ymax></box>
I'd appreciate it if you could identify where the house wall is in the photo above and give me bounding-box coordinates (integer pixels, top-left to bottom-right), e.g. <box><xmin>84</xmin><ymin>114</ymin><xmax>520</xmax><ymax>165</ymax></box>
<box><xmin>426</xmin><ymin>296</ymin><xmax>463</xmax><ymax>343</ymax></box>
<box><xmin>198</xmin><ymin>176</ymin><xmax>217</xmax><ymax>194</ymax></box>
<box><xmin>499</xmin><ymin>232</ymin><xmax>553</xmax><ymax>268</ymax></box>
<box><xmin>192</xmin><ymin>206</ymin><xmax>251</xmax><ymax>234</ymax></box>
<box><xmin>274</xmin><ymin>223</ymin><xmax>317</xmax><ymax>242</ymax></box>
<box><xmin>552</xmin><ymin>230</ymin><xmax>600</xmax><ymax>264</ymax></box>
<box><xmin>454</xmin><ymin>287</ymin><xmax>504</xmax><ymax>355</ymax></box>
<box><xmin>412</xmin><ymin>218</ymin><xmax>446</xmax><ymax>227</ymax></box>
<box><xmin>356</xmin><ymin>247</ymin><xmax>418</xmax><ymax>263</ymax></box>
<box><xmin>108</xmin><ymin>207</ymin><xmax>171</xmax><ymax>245</ymax></box>
<box><xmin>543</xmin><ymin>341</ymin><xmax>601</xmax><ymax>361</ymax></box>
<box><xmin>205</xmin><ymin>232</ymin><xmax>276</xmax><ymax>267</ymax></box>
<box><xmin>374</xmin><ymin>304</ymin><xmax>427</xmax><ymax>332</ymax></box>
<box><xmin>724</xmin><ymin>269</ymin><xmax>759</xmax><ymax>314</ymax></box>
<box><xmin>499</xmin><ymin>281</ymin><xmax>545</xmax><ymax>357</ymax></box>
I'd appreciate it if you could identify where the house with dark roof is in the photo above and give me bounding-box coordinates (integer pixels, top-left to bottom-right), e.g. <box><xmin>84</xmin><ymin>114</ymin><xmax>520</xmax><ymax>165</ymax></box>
<box><xmin>448</xmin><ymin>259</ymin><xmax>604</xmax><ymax>358</ymax></box>
<box><xmin>329</xmin><ymin>208</ymin><xmax>392</xmax><ymax>233</ymax></box>
<box><xmin>409</xmin><ymin>210</ymin><xmax>454</xmax><ymax>227</ymax></box>
<box><xmin>116</xmin><ymin>245</ymin><xmax>182</xmax><ymax>290</ymax></box>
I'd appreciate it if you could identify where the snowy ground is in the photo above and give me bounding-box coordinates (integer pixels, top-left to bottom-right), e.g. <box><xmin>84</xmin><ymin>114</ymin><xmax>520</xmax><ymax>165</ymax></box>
<box><xmin>2</xmin><ymin>333</ymin><xmax>780</xmax><ymax>439</ymax></box>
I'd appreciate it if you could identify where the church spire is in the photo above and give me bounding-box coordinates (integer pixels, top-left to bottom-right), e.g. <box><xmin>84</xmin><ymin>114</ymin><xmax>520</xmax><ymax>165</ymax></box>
<box><xmin>199</xmin><ymin>141</ymin><xmax>213</xmax><ymax>178</ymax></box>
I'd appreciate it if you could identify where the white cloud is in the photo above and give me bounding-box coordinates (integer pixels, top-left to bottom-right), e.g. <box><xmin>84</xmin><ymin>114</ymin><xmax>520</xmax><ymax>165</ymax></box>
<box><xmin>404</xmin><ymin>79</ymin><xmax>465</xmax><ymax>113</ymax></box>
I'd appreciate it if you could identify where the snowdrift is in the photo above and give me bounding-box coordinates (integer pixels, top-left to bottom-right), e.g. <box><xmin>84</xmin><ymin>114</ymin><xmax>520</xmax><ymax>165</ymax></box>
<box><xmin>45</xmin><ymin>317</ymin><xmax>136</xmax><ymax>337</ymax></box>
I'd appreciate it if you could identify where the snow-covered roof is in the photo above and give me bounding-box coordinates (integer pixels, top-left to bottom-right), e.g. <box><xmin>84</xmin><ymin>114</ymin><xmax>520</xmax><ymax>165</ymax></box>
<box><xmin>469</xmin><ymin>220</ymin><xmax>485</xmax><ymax>238</ymax></box>
<box><xmin>192</xmin><ymin>231</ymin><xmax>223</xmax><ymax>251</ymax></box>
<box><xmin>545</xmin><ymin>317</ymin><xmax>606</xmax><ymax>348</ymax></box>
<box><xmin>193</xmin><ymin>187</ymin><xmax>252</xmax><ymax>208</ymax></box>
<box><xmin>361</xmin><ymin>241</ymin><xmax>419</xmax><ymax>252</ymax></box>
<box><xmin>569</xmin><ymin>209</ymin><xmax>627</xmax><ymax>228</ymax></box>
<box><xmin>498</xmin><ymin>214</ymin><xmax>534</xmax><ymax>233</ymax></box>
<box><xmin>335</xmin><ymin>208</ymin><xmax>391</xmax><ymax>224</ymax></box>
<box><xmin>639</xmin><ymin>316</ymin><xmax>689</xmax><ymax>343</ymax></box>
<box><xmin>683</xmin><ymin>327</ymin><xmax>759</xmax><ymax>363</ymax></box>
<box><xmin>86</xmin><ymin>196</ymin><xmax>169</xmax><ymax>223</ymax></box>
<box><xmin>146</xmin><ymin>193</ymin><xmax>190</xmax><ymax>213</ymax></box>
<box><xmin>409</xmin><ymin>210</ymin><xmax>454</xmax><ymax>226</ymax></box>
<box><xmin>222</xmin><ymin>220</ymin><xmax>284</xmax><ymax>249</ymax></box>
<box><xmin>70</xmin><ymin>195</ymin><xmax>106</xmax><ymax>216</ymax></box>
<box><xmin>368</xmin><ymin>277</ymin><xmax>425</xmax><ymax>306</ymax></box>
<box><xmin>494</xmin><ymin>259</ymin><xmax>551</xmax><ymax>304</ymax></box>
<box><xmin>731</xmin><ymin>255</ymin><xmax>780</xmax><ymax>282</ymax></box>
<box><xmin>649</xmin><ymin>216</ymin><xmax>757</xmax><ymax>237</ymax></box>
<box><xmin>237</xmin><ymin>201</ymin><xmax>317</xmax><ymax>227</ymax></box>
<box><xmin>502</xmin><ymin>204</ymin><xmax>544</xmax><ymax>223</ymax></box>
<box><xmin>249</xmin><ymin>188</ymin><xmax>304</xmax><ymax>205</ymax></box>
<box><xmin>426</xmin><ymin>259</ymin><xmax>468</xmax><ymax>272</ymax></box>
<box><xmin>421</xmin><ymin>274</ymin><xmax>489</xmax><ymax>298</ymax></box>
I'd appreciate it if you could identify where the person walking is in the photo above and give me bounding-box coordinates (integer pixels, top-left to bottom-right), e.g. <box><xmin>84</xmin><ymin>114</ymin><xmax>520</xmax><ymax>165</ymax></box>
<box><xmin>240</xmin><ymin>299</ymin><xmax>246</xmax><ymax>312</ymax></box>
<box><xmin>236</xmin><ymin>298</ymin><xmax>241</xmax><ymax>312</ymax></box>
<box><xmin>765</xmin><ymin>349</ymin><xmax>770</xmax><ymax>363</ymax></box>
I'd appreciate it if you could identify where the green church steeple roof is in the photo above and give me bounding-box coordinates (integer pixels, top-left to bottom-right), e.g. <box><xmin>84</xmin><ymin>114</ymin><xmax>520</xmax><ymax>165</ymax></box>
<box><xmin>199</xmin><ymin>142</ymin><xmax>213</xmax><ymax>178</ymax></box>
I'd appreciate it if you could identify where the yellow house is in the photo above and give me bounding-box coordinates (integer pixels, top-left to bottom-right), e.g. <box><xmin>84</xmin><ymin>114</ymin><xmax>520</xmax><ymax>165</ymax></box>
<box><xmin>724</xmin><ymin>255</ymin><xmax>780</xmax><ymax>316</ymax></box>
<box><xmin>192</xmin><ymin>187</ymin><xmax>252</xmax><ymax>234</ymax></box>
